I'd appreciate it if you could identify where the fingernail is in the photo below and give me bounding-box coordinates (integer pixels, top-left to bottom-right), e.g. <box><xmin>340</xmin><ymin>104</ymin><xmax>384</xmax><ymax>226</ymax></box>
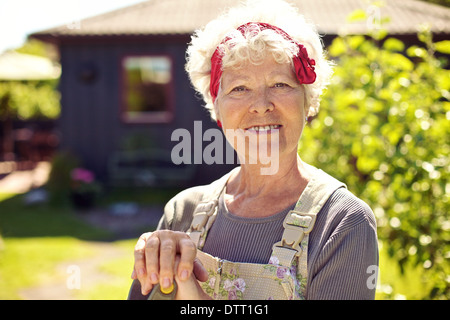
<box><xmin>150</xmin><ymin>273</ymin><xmax>158</xmax><ymax>283</ymax></box>
<box><xmin>131</xmin><ymin>270</ymin><xmax>136</xmax><ymax>279</ymax></box>
<box><xmin>138</xmin><ymin>268</ymin><xmax>146</xmax><ymax>276</ymax></box>
<box><xmin>180</xmin><ymin>269</ymin><xmax>189</xmax><ymax>281</ymax></box>
<box><xmin>161</xmin><ymin>281</ymin><xmax>174</xmax><ymax>294</ymax></box>
<box><xmin>162</xmin><ymin>277</ymin><xmax>171</xmax><ymax>289</ymax></box>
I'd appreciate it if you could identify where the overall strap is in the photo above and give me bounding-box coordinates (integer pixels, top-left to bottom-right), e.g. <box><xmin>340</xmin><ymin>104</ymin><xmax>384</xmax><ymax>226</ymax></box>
<box><xmin>271</xmin><ymin>168</ymin><xmax>346</xmax><ymax>267</ymax></box>
<box><xmin>187</xmin><ymin>169</ymin><xmax>235</xmax><ymax>248</ymax></box>
<box><xmin>188</xmin><ymin>199</ymin><xmax>219</xmax><ymax>248</ymax></box>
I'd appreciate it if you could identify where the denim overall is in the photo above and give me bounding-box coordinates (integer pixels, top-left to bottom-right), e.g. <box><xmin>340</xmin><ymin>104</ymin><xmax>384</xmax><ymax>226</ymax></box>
<box><xmin>188</xmin><ymin>168</ymin><xmax>345</xmax><ymax>300</ymax></box>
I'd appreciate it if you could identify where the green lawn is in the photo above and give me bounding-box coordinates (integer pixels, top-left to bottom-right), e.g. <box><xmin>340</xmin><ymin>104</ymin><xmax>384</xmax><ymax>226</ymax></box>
<box><xmin>0</xmin><ymin>190</ymin><xmax>428</xmax><ymax>300</ymax></box>
<box><xmin>0</xmin><ymin>237</ymin><xmax>96</xmax><ymax>299</ymax></box>
<box><xmin>73</xmin><ymin>239</ymin><xmax>137</xmax><ymax>300</ymax></box>
<box><xmin>0</xmin><ymin>190</ymin><xmax>161</xmax><ymax>300</ymax></box>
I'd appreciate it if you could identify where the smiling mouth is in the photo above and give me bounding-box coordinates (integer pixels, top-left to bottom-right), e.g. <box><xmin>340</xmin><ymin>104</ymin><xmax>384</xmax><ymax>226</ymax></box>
<box><xmin>245</xmin><ymin>124</ymin><xmax>282</xmax><ymax>133</ymax></box>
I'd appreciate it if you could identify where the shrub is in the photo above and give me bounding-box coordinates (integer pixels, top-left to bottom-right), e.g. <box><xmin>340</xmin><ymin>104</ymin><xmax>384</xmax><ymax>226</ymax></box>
<box><xmin>46</xmin><ymin>151</ymin><xmax>79</xmax><ymax>205</ymax></box>
<box><xmin>300</xmin><ymin>29</ymin><xmax>449</xmax><ymax>299</ymax></box>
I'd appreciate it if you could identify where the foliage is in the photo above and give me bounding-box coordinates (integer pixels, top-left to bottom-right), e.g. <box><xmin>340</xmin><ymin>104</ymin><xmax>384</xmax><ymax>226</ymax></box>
<box><xmin>0</xmin><ymin>80</ymin><xmax>60</xmax><ymax>120</ymax></box>
<box><xmin>299</xmin><ymin>28</ymin><xmax>449</xmax><ymax>299</ymax></box>
<box><xmin>0</xmin><ymin>39</ymin><xmax>60</xmax><ymax>121</ymax></box>
<box><xmin>14</xmin><ymin>39</ymin><xmax>57</xmax><ymax>59</ymax></box>
<box><xmin>46</xmin><ymin>151</ymin><xmax>80</xmax><ymax>205</ymax></box>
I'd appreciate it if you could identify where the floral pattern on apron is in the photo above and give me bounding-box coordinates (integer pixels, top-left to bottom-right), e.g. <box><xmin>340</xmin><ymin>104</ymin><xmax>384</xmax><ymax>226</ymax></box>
<box><xmin>187</xmin><ymin>167</ymin><xmax>345</xmax><ymax>300</ymax></box>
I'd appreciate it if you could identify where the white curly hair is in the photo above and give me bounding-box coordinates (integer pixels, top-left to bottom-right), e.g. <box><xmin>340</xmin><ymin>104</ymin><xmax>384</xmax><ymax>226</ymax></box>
<box><xmin>185</xmin><ymin>0</ymin><xmax>333</xmax><ymax>120</ymax></box>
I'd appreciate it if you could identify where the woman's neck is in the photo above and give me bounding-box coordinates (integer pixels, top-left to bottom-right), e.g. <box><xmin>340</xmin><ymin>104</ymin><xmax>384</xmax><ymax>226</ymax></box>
<box><xmin>225</xmin><ymin>153</ymin><xmax>313</xmax><ymax>217</ymax></box>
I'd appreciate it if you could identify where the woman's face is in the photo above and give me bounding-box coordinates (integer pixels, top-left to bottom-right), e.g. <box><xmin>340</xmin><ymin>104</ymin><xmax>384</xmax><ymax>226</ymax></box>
<box><xmin>215</xmin><ymin>55</ymin><xmax>307</xmax><ymax>165</ymax></box>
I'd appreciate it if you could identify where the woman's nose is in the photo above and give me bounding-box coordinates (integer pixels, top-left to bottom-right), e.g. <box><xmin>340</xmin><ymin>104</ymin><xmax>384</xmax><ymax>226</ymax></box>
<box><xmin>249</xmin><ymin>88</ymin><xmax>274</xmax><ymax>114</ymax></box>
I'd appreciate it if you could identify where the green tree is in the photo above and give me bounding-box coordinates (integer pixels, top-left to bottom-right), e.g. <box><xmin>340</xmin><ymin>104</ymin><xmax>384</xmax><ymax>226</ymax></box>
<box><xmin>299</xmin><ymin>29</ymin><xmax>449</xmax><ymax>299</ymax></box>
<box><xmin>0</xmin><ymin>40</ymin><xmax>60</xmax><ymax>159</ymax></box>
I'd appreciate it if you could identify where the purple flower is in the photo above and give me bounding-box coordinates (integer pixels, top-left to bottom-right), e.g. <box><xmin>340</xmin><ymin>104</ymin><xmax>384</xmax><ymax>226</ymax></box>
<box><xmin>276</xmin><ymin>266</ymin><xmax>289</xmax><ymax>279</ymax></box>
<box><xmin>234</xmin><ymin>278</ymin><xmax>246</xmax><ymax>292</ymax></box>
<box><xmin>290</xmin><ymin>265</ymin><xmax>297</xmax><ymax>276</ymax></box>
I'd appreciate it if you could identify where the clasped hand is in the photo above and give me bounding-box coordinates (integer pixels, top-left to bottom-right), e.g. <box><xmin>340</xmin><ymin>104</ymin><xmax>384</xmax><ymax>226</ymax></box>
<box><xmin>131</xmin><ymin>230</ymin><xmax>211</xmax><ymax>299</ymax></box>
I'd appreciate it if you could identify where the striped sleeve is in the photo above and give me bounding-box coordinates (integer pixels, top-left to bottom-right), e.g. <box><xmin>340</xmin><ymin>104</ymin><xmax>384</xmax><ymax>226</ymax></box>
<box><xmin>306</xmin><ymin>190</ymin><xmax>379</xmax><ymax>300</ymax></box>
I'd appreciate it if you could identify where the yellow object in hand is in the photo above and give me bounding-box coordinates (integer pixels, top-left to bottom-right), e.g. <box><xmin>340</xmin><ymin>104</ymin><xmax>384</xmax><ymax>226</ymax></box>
<box><xmin>160</xmin><ymin>282</ymin><xmax>174</xmax><ymax>295</ymax></box>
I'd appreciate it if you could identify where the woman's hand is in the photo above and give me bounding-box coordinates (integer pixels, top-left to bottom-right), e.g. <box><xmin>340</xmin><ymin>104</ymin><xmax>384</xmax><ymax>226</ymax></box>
<box><xmin>174</xmin><ymin>255</ymin><xmax>212</xmax><ymax>300</ymax></box>
<box><xmin>131</xmin><ymin>230</ymin><xmax>208</xmax><ymax>296</ymax></box>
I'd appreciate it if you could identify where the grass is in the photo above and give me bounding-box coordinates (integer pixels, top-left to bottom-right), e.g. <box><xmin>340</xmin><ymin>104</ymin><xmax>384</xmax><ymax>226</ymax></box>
<box><xmin>0</xmin><ymin>187</ymin><xmax>169</xmax><ymax>300</ymax></box>
<box><xmin>0</xmin><ymin>237</ymin><xmax>95</xmax><ymax>299</ymax></box>
<box><xmin>0</xmin><ymin>188</ymin><xmax>429</xmax><ymax>300</ymax></box>
<box><xmin>73</xmin><ymin>239</ymin><xmax>136</xmax><ymax>300</ymax></box>
<box><xmin>0</xmin><ymin>191</ymin><xmax>109</xmax><ymax>299</ymax></box>
<box><xmin>0</xmin><ymin>193</ymin><xmax>111</xmax><ymax>240</ymax></box>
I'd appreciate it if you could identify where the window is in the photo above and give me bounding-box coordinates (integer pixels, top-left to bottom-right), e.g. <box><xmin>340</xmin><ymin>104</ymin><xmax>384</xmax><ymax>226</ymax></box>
<box><xmin>121</xmin><ymin>55</ymin><xmax>174</xmax><ymax>123</ymax></box>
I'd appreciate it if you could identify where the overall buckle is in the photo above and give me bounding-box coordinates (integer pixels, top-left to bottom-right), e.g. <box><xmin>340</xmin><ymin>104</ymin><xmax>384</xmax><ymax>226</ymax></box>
<box><xmin>272</xmin><ymin>210</ymin><xmax>317</xmax><ymax>257</ymax></box>
<box><xmin>189</xmin><ymin>200</ymin><xmax>218</xmax><ymax>235</ymax></box>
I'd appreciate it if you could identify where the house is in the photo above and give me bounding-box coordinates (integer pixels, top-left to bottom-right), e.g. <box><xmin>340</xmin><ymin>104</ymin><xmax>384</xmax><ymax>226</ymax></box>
<box><xmin>30</xmin><ymin>0</ymin><xmax>450</xmax><ymax>187</ymax></box>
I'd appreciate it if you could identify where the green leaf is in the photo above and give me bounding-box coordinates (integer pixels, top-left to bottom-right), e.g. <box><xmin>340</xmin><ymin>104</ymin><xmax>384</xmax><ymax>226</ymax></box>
<box><xmin>434</xmin><ymin>40</ymin><xmax>450</xmax><ymax>54</ymax></box>
<box><xmin>348</xmin><ymin>35</ymin><xmax>366</xmax><ymax>50</ymax></box>
<box><xmin>328</xmin><ymin>37</ymin><xmax>346</xmax><ymax>57</ymax></box>
<box><xmin>406</xmin><ymin>45</ymin><xmax>427</xmax><ymax>58</ymax></box>
<box><xmin>383</xmin><ymin>38</ymin><xmax>405</xmax><ymax>52</ymax></box>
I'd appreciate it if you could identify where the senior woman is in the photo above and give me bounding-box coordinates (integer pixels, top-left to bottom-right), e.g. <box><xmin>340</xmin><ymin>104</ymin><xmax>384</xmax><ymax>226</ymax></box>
<box><xmin>128</xmin><ymin>0</ymin><xmax>378</xmax><ymax>300</ymax></box>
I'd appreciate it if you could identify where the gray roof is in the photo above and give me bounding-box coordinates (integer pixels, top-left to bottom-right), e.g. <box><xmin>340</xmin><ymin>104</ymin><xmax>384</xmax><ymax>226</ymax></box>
<box><xmin>31</xmin><ymin>0</ymin><xmax>450</xmax><ymax>38</ymax></box>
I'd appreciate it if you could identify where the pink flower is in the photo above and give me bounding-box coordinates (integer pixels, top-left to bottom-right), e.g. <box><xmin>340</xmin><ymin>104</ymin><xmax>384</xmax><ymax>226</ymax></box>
<box><xmin>71</xmin><ymin>168</ymin><xmax>94</xmax><ymax>183</ymax></box>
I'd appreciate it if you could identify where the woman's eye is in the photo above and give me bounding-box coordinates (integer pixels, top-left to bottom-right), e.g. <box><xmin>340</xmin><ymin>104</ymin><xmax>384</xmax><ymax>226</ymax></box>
<box><xmin>231</xmin><ymin>86</ymin><xmax>246</xmax><ymax>92</ymax></box>
<box><xmin>273</xmin><ymin>83</ymin><xmax>289</xmax><ymax>88</ymax></box>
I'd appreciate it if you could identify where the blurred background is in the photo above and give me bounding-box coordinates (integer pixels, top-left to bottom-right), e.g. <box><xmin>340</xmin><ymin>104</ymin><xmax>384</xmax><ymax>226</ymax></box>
<box><xmin>0</xmin><ymin>0</ymin><xmax>448</xmax><ymax>300</ymax></box>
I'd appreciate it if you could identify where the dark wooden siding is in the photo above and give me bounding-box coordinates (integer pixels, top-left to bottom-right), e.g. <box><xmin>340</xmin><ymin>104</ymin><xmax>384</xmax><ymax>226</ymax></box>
<box><xmin>58</xmin><ymin>37</ymin><xmax>236</xmax><ymax>187</ymax></box>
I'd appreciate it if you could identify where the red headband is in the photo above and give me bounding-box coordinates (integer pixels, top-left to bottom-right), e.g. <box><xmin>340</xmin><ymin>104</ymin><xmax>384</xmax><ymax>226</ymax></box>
<box><xmin>209</xmin><ymin>22</ymin><xmax>316</xmax><ymax>103</ymax></box>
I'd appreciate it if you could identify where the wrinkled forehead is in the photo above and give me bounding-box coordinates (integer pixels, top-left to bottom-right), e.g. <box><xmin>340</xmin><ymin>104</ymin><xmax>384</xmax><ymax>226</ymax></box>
<box><xmin>220</xmin><ymin>56</ymin><xmax>298</xmax><ymax>90</ymax></box>
<box><xmin>222</xmin><ymin>56</ymin><xmax>293</xmax><ymax>76</ymax></box>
